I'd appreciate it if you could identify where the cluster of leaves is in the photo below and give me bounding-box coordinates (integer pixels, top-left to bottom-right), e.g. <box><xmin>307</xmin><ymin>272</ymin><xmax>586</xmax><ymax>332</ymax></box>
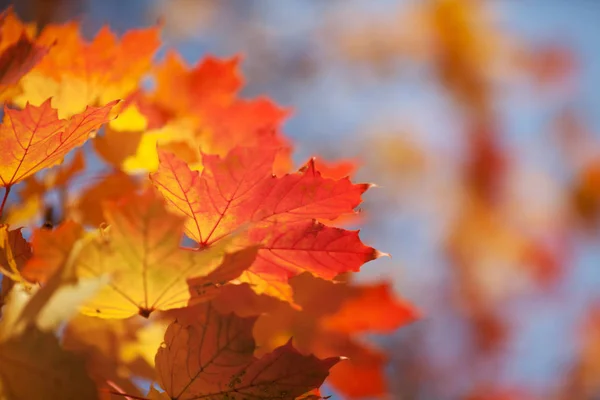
<box><xmin>0</xmin><ymin>7</ymin><xmax>418</xmax><ymax>400</ymax></box>
<box><xmin>128</xmin><ymin>1</ymin><xmax>599</xmax><ymax>398</ymax></box>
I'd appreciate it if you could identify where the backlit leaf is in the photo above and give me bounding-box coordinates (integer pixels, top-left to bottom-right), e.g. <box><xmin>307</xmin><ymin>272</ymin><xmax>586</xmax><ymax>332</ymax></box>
<box><xmin>71</xmin><ymin>189</ymin><xmax>247</xmax><ymax>318</ymax></box>
<box><xmin>152</xmin><ymin>51</ymin><xmax>241</xmax><ymax>119</ymax></box>
<box><xmin>16</xmin><ymin>23</ymin><xmax>159</xmax><ymax>117</ymax></box>
<box><xmin>155</xmin><ymin>303</ymin><xmax>339</xmax><ymax>399</ymax></box>
<box><xmin>0</xmin><ymin>99</ymin><xmax>118</xmax><ymax>187</ymax></box>
<box><xmin>151</xmin><ymin>145</ymin><xmax>374</xmax><ymax>301</ymax></box>
<box><xmin>156</xmin><ymin>303</ymin><xmax>256</xmax><ymax>397</ymax></box>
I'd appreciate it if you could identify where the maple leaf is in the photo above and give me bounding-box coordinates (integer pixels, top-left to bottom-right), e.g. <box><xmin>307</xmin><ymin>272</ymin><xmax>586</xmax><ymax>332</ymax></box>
<box><xmin>15</xmin><ymin>23</ymin><xmax>160</xmax><ymax>117</ymax></box>
<box><xmin>114</xmin><ymin>54</ymin><xmax>291</xmax><ymax>175</ymax></box>
<box><xmin>200</xmin><ymin>98</ymin><xmax>293</xmax><ymax>175</ymax></box>
<box><xmin>155</xmin><ymin>303</ymin><xmax>339</xmax><ymax>399</ymax></box>
<box><xmin>37</xmin><ymin>24</ymin><xmax>159</xmax><ymax>84</ymax></box>
<box><xmin>0</xmin><ymin>99</ymin><xmax>118</xmax><ymax>189</ymax></box>
<box><xmin>155</xmin><ymin>303</ymin><xmax>256</xmax><ymax>397</ymax></box>
<box><xmin>152</xmin><ymin>146</ymin><xmax>368</xmax><ymax>247</ymax></box>
<box><xmin>152</xmin><ymin>50</ymin><xmax>242</xmax><ymax>119</ymax></box>
<box><xmin>0</xmin><ymin>326</ymin><xmax>99</xmax><ymax>400</ymax></box>
<box><xmin>71</xmin><ymin>189</ymin><xmax>254</xmax><ymax>319</ymax></box>
<box><xmin>139</xmin><ymin>52</ymin><xmax>295</xmax><ymax>174</ymax></box>
<box><xmin>151</xmin><ymin>145</ymin><xmax>375</xmax><ymax>300</ymax></box>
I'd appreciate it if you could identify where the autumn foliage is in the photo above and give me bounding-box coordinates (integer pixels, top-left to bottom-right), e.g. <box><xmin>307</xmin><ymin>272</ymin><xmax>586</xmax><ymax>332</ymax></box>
<box><xmin>0</xmin><ymin>7</ymin><xmax>418</xmax><ymax>400</ymax></box>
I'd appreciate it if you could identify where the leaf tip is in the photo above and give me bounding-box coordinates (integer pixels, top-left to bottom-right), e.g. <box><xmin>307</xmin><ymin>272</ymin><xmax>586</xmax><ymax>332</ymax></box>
<box><xmin>109</xmin><ymin>99</ymin><xmax>123</xmax><ymax>109</ymax></box>
<box><xmin>375</xmin><ymin>250</ymin><xmax>391</xmax><ymax>259</ymax></box>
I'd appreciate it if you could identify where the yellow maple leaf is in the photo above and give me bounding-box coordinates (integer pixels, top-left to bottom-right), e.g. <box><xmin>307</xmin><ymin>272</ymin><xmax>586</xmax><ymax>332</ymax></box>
<box><xmin>72</xmin><ymin>189</ymin><xmax>251</xmax><ymax>319</ymax></box>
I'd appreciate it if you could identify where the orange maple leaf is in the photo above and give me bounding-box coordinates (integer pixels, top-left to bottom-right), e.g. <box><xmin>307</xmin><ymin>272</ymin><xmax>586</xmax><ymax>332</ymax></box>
<box><xmin>36</xmin><ymin>25</ymin><xmax>159</xmax><ymax>85</ymax></box>
<box><xmin>151</xmin><ymin>145</ymin><xmax>369</xmax><ymax>247</ymax></box>
<box><xmin>16</xmin><ymin>21</ymin><xmax>159</xmax><ymax>117</ymax></box>
<box><xmin>151</xmin><ymin>144</ymin><xmax>376</xmax><ymax>300</ymax></box>
<box><xmin>152</xmin><ymin>50</ymin><xmax>242</xmax><ymax>119</ymax></box>
<box><xmin>156</xmin><ymin>303</ymin><xmax>256</xmax><ymax>397</ymax></box>
<box><xmin>200</xmin><ymin>98</ymin><xmax>293</xmax><ymax>174</ymax></box>
<box><xmin>145</xmin><ymin>51</ymin><xmax>294</xmax><ymax>173</ymax></box>
<box><xmin>0</xmin><ymin>99</ymin><xmax>118</xmax><ymax>188</ymax></box>
<box><xmin>155</xmin><ymin>303</ymin><xmax>339</xmax><ymax>400</ymax></box>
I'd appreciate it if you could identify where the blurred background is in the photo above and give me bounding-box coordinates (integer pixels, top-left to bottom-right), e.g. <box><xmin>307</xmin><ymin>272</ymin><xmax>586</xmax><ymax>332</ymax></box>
<box><xmin>5</xmin><ymin>0</ymin><xmax>600</xmax><ymax>399</ymax></box>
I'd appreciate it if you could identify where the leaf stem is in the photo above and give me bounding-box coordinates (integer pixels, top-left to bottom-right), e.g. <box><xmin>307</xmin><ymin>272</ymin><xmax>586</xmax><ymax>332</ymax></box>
<box><xmin>0</xmin><ymin>185</ymin><xmax>12</xmax><ymax>220</ymax></box>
